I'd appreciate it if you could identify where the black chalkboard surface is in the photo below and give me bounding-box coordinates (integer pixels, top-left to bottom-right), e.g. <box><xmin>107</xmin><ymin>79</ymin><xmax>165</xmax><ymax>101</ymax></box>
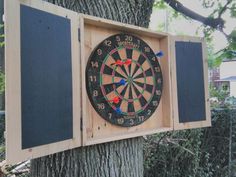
<box><xmin>175</xmin><ymin>41</ymin><xmax>206</xmax><ymax>123</ymax></box>
<box><xmin>20</xmin><ymin>5</ymin><xmax>73</xmax><ymax>149</ymax></box>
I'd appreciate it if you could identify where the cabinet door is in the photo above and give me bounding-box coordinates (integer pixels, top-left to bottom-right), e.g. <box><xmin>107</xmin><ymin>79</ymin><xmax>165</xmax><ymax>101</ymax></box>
<box><xmin>5</xmin><ymin>0</ymin><xmax>81</xmax><ymax>164</ymax></box>
<box><xmin>170</xmin><ymin>36</ymin><xmax>211</xmax><ymax>130</ymax></box>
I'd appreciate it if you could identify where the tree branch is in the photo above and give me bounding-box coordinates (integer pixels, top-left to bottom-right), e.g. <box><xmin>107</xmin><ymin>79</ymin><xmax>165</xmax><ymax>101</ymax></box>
<box><xmin>164</xmin><ymin>0</ymin><xmax>225</xmax><ymax>30</ymax></box>
<box><xmin>218</xmin><ymin>0</ymin><xmax>233</xmax><ymax>18</ymax></box>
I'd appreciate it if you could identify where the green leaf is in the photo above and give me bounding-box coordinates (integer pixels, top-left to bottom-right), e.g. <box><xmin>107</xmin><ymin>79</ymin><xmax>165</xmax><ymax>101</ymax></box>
<box><xmin>0</xmin><ymin>72</ymin><xmax>5</xmax><ymax>93</ymax></box>
<box><xmin>228</xmin><ymin>30</ymin><xmax>236</xmax><ymax>50</ymax></box>
<box><xmin>230</xmin><ymin>3</ymin><xmax>236</xmax><ymax>18</ymax></box>
<box><xmin>230</xmin><ymin>9</ymin><xmax>236</xmax><ymax>17</ymax></box>
<box><xmin>214</xmin><ymin>56</ymin><xmax>223</xmax><ymax>66</ymax></box>
<box><xmin>153</xmin><ymin>0</ymin><xmax>167</xmax><ymax>9</ymax></box>
<box><xmin>0</xmin><ymin>42</ymin><xmax>4</xmax><ymax>47</ymax></box>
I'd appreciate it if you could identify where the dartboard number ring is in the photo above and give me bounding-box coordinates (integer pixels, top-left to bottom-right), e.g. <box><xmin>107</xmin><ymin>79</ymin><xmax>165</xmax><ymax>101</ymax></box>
<box><xmin>86</xmin><ymin>33</ymin><xmax>163</xmax><ymax>127</ymax></box>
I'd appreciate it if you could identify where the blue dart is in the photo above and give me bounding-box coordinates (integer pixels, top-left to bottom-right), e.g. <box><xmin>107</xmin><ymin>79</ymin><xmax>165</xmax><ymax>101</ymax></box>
<box><xmin>156</xmin><ymin>51</ymin><xmax>164</xmax><ymax>58</ymax></box>
<box><xmin>116</xmin><ymin>79</ymin><xmax>126</xmax><ymax>86</ymax></box>
<box><xmin>115</xmin><ymin>107</ymin><xmax>122</xmax><ymax>114</ymax></box>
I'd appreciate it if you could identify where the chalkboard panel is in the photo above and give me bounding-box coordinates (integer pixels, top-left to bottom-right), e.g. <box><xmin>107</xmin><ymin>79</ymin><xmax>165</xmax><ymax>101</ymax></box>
<box><xmin>175</xmin><ymin>41</ymin><xmax>206</xmax><ymax>123</ymax></box>
<box><xmin>20</xmin><ymin>5</ymin><xmax>73</xmax><ymax>149</ymax></box>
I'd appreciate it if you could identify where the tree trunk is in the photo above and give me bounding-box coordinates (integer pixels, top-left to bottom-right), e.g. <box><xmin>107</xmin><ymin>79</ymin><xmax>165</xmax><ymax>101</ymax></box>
<box><xmin>31</xmin><ymin>138</ymin><xmax>144</xmax><ymax>177</ymax></box>
<box><xmin>0</xmin><ymin>0</ymin><xmax>3</xmax><ymax>72</ymax></box>
<box><xmin>0</xmin><ymin>0</ymin><xmax>4</xmax><ymax>111</ymax></box>
<box><xmin>31</xmin><ymin>0</ymin><xmax>154</xmax><ymax>177</ymax></box>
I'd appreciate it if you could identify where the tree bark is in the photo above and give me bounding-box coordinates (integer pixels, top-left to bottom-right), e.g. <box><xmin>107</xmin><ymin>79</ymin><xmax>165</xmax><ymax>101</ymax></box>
<box><xmin>31</xmin><ymin>138</ymin><xmax>144</xmax><ymax>177</ymax></box>
<box><xmin>46</xmin><ymin>0</ymin><xmax>153</xmax><ymax>28</ymax></box>
<box><xmin>0</xmin><ymin>0</ymin><xmax>3</xmax><ymax>72</ymax></box>
<box><xmin>0</xmin><ymin>0</ymin><xmax>4</xmax><ymax>111</ymax></box>
<box><xmin>31</xmin><ymin>0</ymin><xmax>154</xmax><ymax>177</ymax></box>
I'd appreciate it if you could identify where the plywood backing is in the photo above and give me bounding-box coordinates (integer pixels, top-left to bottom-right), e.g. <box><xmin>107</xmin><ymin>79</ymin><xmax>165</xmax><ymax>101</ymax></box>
<box><xmin>80</xmin><ymin>15</ymin><xmax>173</xmax><ymax>146</ymax></box>
<box><xmin>159</xmin><ymin>37</ymin><xmax>172</xmax><ymax>128</ymax></box>
<box><xmin>5</xmin><ymin>0</ymin><xmax>81</xmax><ymax>164</ymax></box>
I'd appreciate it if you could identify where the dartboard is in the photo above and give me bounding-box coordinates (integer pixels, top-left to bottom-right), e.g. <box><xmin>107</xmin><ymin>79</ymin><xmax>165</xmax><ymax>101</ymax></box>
<box><xmin>86</xmin><ymin>33</ymin><xmax>163</xmax><ymax>127</ymax></box>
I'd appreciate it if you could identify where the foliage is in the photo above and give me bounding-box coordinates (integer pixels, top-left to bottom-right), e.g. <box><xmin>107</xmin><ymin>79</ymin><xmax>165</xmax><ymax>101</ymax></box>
<box><xmin>210</xmin><ymin>85</ymin><xmax>229</xmax><ymax>102</ymax></box>
<box><xmin>215</xmin><ymin>29</ymin><xmax>236</xmax><ymax>63</ymax></box>
<box><xmin>0</xmin><ymin>24</ymin><xmax>4</xmax><ymax>47</ymax></box>
<box><xmin>153</xmin><ymin>1</ymin><xmax>188</xmax><ymax>33</ymax></box>
<box><xmin>155</xmin><ymin>0</ymin><xmax>236</xmax><ymax>63</ymax></box>
<box><xmin>153</xmin><ymin>0</ymin><xmax>167</xmax><ymax>9</ymax></box>
<box><xmin>207</xmin><ymin>42</ymin><xmax>222</xmax><ymax>68</ymax></box>
<box><xmin>144</xmin><ymin>109</ymin><xmax>233</xmax><ymax>177</ymax></box>
<box><xmin>200</xmin><ymin>109</ymin><xmax>232</xmax><ymax>177</ymax></box>
<box><xmin>0</xmin><ymin>71</ymin><xmax>4</xmax><ymax>94</ymax></box>
<box><xmin>144</xmin><ymin>129</ymin><xmax>203</xmax><ymax>177</ymax></box>
<box><xmin>199</xmin><ymin>0</ymin><xmax>236</xmax><ymax>43</ymax></box>
<box><xmin>153</xmin><ymin>0</ymin><xmax>189</xmax><ymax>20</ymax></box>
<box><xmin>146</xmin><ymin>2</ymin><xmax>236</xmax><ymax>176</ymax></box>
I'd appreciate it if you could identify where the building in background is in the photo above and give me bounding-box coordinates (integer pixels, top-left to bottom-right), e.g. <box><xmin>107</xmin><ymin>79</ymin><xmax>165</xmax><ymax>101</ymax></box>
<box><xmin>215</xmin><ymin>59</ymin><xmax>236</xmax><ymax>97</ymax></box>
<box><xmin>209</xmin><ymin>67</ymin><xmax>220</xmax><ymax>86</ymax></box>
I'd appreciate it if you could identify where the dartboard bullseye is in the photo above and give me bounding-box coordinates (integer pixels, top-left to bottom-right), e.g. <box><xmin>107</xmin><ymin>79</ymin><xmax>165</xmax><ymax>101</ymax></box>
<box><xmin>86</xmin><ymin>33</ymin><xmax>163</xmax><ymax>127</ymax></box>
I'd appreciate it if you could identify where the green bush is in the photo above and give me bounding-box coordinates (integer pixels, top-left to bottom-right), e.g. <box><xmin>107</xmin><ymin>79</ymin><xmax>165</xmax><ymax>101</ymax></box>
<box><xmin>144</xmin><ymin>109</ymin><xmax>232</xmax><ymax>177</ymax></box>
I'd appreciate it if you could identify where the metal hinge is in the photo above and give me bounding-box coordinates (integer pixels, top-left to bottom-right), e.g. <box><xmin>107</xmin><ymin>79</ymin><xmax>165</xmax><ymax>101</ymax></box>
<box><xmin>80</xmin><ymin>116</ymin><xmax>83</xmax><ymax>131</ymax></box>
<box><xmin>78</xmin><ymin>28</ymin><xmax>80</xmax><ymax>42</ymax></box>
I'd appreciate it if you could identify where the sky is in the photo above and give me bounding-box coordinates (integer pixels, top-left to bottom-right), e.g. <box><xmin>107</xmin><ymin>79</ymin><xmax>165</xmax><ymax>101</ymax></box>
<box><xmin>149</xmin><ymin>0</ymin><xmax>236</xmax><ymax>52</ymax></box>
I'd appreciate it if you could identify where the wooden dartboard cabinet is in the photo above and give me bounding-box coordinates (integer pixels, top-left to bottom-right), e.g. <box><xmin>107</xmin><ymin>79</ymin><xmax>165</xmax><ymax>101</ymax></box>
<box><xmin>80</xmin><ymin>15</ymin><xmax>172</xmax><ymax>146</ymax></box>
<box><xmin>5</xmin><ymin>0</ymin><xmax>211</xmax><ymax>164</ymax></box>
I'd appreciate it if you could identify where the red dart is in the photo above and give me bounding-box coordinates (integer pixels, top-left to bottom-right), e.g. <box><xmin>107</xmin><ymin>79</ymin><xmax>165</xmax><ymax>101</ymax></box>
<box><xmin>124</xmin><ymin>59</ymin><xmax>132</xmax><ymax>66</ymax></box>
<box><xmin>108</xmin><ymin>96</ymin><xmax>120</xmax><ymax>104</ymax></box>
<box><xmin>111</xmin><ymin>60</ymin><xmax>124</xmax><ymax>66</ymax></box>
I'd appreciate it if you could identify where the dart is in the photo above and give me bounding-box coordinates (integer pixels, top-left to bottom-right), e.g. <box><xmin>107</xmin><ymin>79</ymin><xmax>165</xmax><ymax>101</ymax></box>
<box><xmin>108</xmin><ymin>96</ymin><xmax>120</xmax><ymax>104</ymax></box>
<box><xmin>124</xmin><ymin>59</ymin><xmax>132</xmax><ymax>66</ymax></box>
<box><xmin>115</xmin><ymin>79</ymin><xmax>126</xmax><ymax>86</ymax></box>
<box><xmin>111</xmin><ymin>59</ymin><xmax>124</xmax><ymax>66</ymax></box>
<box><xmin>156</xmin><ymin>51</ymin><xmax>164</xmax><ymax>58</ymax></box>
<box><xmin>115</xmin><ymin>107</ymin><xmax>122</xmax><ymax>114</ymax></box>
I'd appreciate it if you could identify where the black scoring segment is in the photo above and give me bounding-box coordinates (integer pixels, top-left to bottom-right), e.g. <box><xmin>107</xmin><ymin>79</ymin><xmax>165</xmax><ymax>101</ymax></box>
<box><xmin>133</xmin><ymin>83</ymin><xmax>141</xmax><ymax>96</ymax></box>
<box><xmin>145</xmin><ymin>84</ymin><xmax>154</xmax><ymax>94</ymax></box>
<box><xmin>111</xmin><ymin>51</ymin><xmax>121</xmax><ymax>61</ymax></box>
<box><xmin>114</xmin><ymin>70</ymin><xmax>126</xmax><ymax>79</ymax></box>
<box><xmin>120</xmin><ymin>65</ymin><xmax>129</xmax><ymax>76</ymax></box>
<box><xmin>126</xmin><ymin>48</ymin><xmax>133</xmax><ymax>74</ymax></box>
<box><xmin>139</xmin><ymin>96</ymin><xmax>148</xmax><ymax>107</ymax></box>
<box><xmin>103</xmin><ymin>83</ymin><xmax>115</xmax><ymax>95</ymax></box>
<box><xmin>137</xmin><ymin>55</ymin><xmax>146</xmax><ymax>66</ymax></box>
<box><xmin>128</xmin><ymin>102</ymin><xmax>135</xmax><ymax>113</ymax></box>
<box><xmin>133</xmin><ymin>81</ymin><xmax>144</xmax><ymax>89</ymax></box>
<box><xmin>126</xmin><ymin>48</ymin><xmax>133</xmax><ymax>59</ymax></box>
<box><xmin>103</xmin><ymin>65</ymin><xmax>114</xmax><ymax>75</ymax></box>
<box><xmin>132</xmin><ymin>56</ymin><xmax>146</xmax><ymax>77</ymax></box>
<box><xmin>129</xmin><ymin>84</ymin><xmax>133</xmax><ymax>99</ymax></box>
<box><xmin>134</xmin><ymin>73</ymin><xmax>144</xmax><ymax>79</ymax></box>
<box><xmin>120</xmin><ymin>84</ymin><xmax>129</xmax><ymax>97</ymax></box>
<box><xmin>144</xmin><ymin>68</ymin><xmax>153</xmax><ymax>77</ymax></box>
